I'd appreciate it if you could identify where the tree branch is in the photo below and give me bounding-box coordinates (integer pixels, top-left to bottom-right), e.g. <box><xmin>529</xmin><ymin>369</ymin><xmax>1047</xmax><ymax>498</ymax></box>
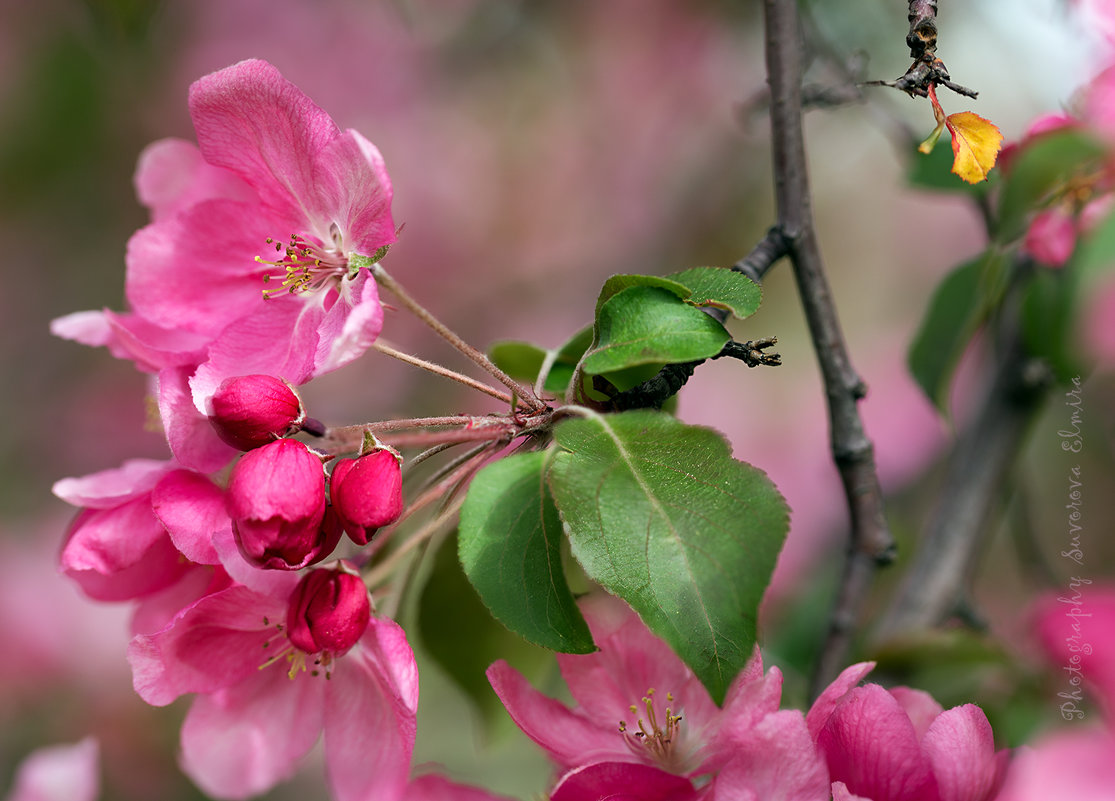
<box><xmin>875</xmin><ymin>268</ymin><xmax>1053</xmax><ymax>639</ymax></box>
<box><xmin>763</xmin><ymin>0</ymin><xmax>896</xmax><ymax>699</ymax></box>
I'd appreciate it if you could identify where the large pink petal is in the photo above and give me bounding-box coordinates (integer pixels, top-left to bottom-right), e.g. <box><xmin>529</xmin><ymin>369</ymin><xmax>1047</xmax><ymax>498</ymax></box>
<box><xmin>189</xmin><ymin>296</ymin><xmax>323</xmax><ymax>409</ymax></box>
<box><xmin>312</xmin><ymin>130</ymin><xmax>396</xmax><ymax>253</ymax></box>
<box><xmin>127</xmin><ymin>585</ymin><xmax>286</xmax><ymax>705</ymax></box>
<box><xmin>130</xmin><ymin>565</ymin><xmax>232</xmax><ymax>636</ymax></box>
<box><xmin>323</xmin><ymin>619</ymin><xmax>418</xmax><ymax>801</ymax></box>
<box><xmin>188</xmin><ymin>59</ymin><xmax>340</xmax><ymax>230</ymax></box>
<box><xmin>59</xmin><ymin>497</ymin><xmax>188</xmax><ymax>602</ymax></box>
<box><xmin>313</xmin><ymin>268</ymin><xmax>384</xmax><ymax>375</ymax></box>
<box><xmin>831</xmin><ymin>782</ymin><xmax>874</xmax><ymax>801</ymax></box>
<box><xmin>179</xmin><ymin>664</ymin><xmax>325</xmax><ymax>800</ymax></box>
<box><xmin>817</xmin><ymin>685</ymin><xmax>937</xmax><ymax>801</ymax></box>
<box><xmin>805</xmin><ymin>661</ymin><xmax>875</xmax><ymax>740</ymax></box>
<box><xmin>152</xmin><ymin>469</ymin><xmax>229</xmax><ymax>565</ymax></box>
<box><xmin>710</xmin><ymin>711</ymin><xmax>829</xmax><ymax>801</ymax></box>
<box><xmin>702</xmin><ymin>666</ymin><xmax>785</xmax><ymax>772</ymax></box>
<box><xmin>52</xmin><ymin>458</ymin><xmax>170</xmax><ymax>508</ymax></box>
<box><xmin>6</xmin><ymin>738</ymin><xmax>100</xmax><ymax>801</ymax></box>
<box><xmin>487</xmin><ymin>660</ymin><xmax>625</xmax><ymax>769</ymax></box>
<box><xmin>549</xmin><ymin>761</ymin><xmax>696</xmax><ymax>801</ymax></box>
<box><xmin>158</xmin><ymin>366</ymin><xmax>238</xmax><ymax>473</ymax></box>
<box><xmin>126</xmin><ymin>199</ymin><xmax>275</xmax><ymax>336</ymax></box>
<box><xmin>888</xmin><ymin>687</ymin><xmax>944</xmax><ymax>742</ymax></box>
<box><xmin>135</xmin><ymin>137</ymin><xmax>254</xmax><ymax>221</ymax></box>
<box><xmin>922</xmin><ymin>706</ymin><xmax>1005</xmax><ymax>801</ymax></box>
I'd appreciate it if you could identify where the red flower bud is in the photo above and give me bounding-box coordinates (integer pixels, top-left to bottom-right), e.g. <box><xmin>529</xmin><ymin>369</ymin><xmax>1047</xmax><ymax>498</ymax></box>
<box><xmin>209</xmin><ymin>374</ymin><xmax>305</xmax><ymax>451</ymax></box>
<box><xmin>226</xmin><ymin>439</ymin><xmax>331</xmax><ymax>569</ymax></box>
<box><xmin>286</xmin><ymin>563</ymin><xmax>370</xmax><ymax>656</ymax></box>
<box><xmin>330</xmin><ymin>449</ymin><xmax>404</xmax><ymax>546</ymax></box>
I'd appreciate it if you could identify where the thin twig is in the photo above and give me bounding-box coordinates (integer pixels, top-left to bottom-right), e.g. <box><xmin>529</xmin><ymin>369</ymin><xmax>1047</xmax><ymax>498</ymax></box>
<box><xmin>373</xmin><ymin>265</ymin><xmax>546</xmax><ymax>412</ymax></box>
<box><xmin>373</xmin><ymin>340</ymin><xmax>515</xmax><ymax>405</ymax></box>
<box><xmin>763</xmin><ymin>0</ymin><xmax>896</xmax><ymax>699</ymax></box>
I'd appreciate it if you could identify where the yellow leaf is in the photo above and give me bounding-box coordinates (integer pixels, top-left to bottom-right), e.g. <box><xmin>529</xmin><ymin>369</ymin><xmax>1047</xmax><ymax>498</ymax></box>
<box><xmin>945</xmin><ymin>111</ymin><xmax>1004</xmax><ymax>184</ymax></box>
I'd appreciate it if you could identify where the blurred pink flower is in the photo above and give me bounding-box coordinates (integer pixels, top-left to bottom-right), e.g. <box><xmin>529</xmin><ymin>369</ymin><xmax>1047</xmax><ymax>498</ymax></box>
<box><xmin>808</xmin><ymin>664</ymin><xmax>1008</xmax><ymax>801</ymax></box>
<box><xmin>1032</xmin><ymin>586</ymin><xmax>1115</xmax><ymax>721</ymax></box>
<box><xmin>4</xmin><ymin>738</ymin><xmax>99</xmax><ymax>801</ymax></box>
<box><xmin>991</xmin><ymin>728</ymin><xmax>1115</xmax><ymax>801</ymax></box>
<box><xmin>128</xmin><ymin>574</ymin><xmax>418</xmax><ymax>801</ymax></box>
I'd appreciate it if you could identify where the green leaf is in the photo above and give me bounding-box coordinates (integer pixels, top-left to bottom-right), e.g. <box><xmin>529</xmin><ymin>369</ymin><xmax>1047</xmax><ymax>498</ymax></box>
<box><xmin>908</xmin><ymin>251</ymin><xmax>1005</xmax><ymax>414</ymax></box>
<box><xmin>489</xmin><ymin>326</ymin><xmax>595</xmax><ymax>396</ymax></box>
<box><xmin>582</xmin><ymin>286</ymin><xmax>729</xmax><ymax>376</ymax></box>
<box><xmin>1072</xmin><ymin>206</ymin><xmax>1115</xmax><ymax>278</ymax></box>
<box><xmin>997</xmin><ymin>130</ymin><xmax>1107</xmax><ymax>243</ymax></box>
<box><xmin>417</xmin><ymin>531</ymin><xmax>553</xmax><ymax>723</ymax></box>
<box><xmin>665</xmin><ymin>267</ymin><xmax>762</xmax><ymax>319</ymax></box>
<box><xmin>594</xmin><ymin>274</ymin><xmax>693</xmax><ymax>320</ymax></box>
<box><xmin>1021</xmin><ymin>267</ymin><xmax>1083</xmax><ymax>384</ymax></box>
<box><xmin>459</xmin><ymin>451</ymin><xmax>595</xmax><ymax>654</ymax></box>
<box><xmin>548</xmin><ymin>410</ymin><xmax>789</xmax><ymax>704</ymax></box>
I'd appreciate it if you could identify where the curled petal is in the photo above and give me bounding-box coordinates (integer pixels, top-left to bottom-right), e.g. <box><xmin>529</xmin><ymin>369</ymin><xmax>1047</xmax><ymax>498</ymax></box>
<box><xmin>922</xmin><ymin>705</ymin><xmax>1006</xmax><ymax>801</ymax></box>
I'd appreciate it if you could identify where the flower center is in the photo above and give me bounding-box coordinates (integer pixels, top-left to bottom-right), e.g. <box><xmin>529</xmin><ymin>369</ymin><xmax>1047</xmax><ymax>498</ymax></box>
<box><xmin>257</xmin><ymin>234</ymin><xmax>349</xmax><ymax>299</ymax></box>
<box><xmin>618</xmin><ymin>688</ymin><xmax>683</xmax><ymax>769</ymax></box>
<box><xmin>258</xmin><ymin>615</ymin><xmax>338</xmax><ymax>679</ymax></box>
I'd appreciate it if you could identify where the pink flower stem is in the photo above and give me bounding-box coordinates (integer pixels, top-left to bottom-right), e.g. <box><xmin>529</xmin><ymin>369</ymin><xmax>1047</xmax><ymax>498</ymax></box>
<box><xmin>372</xmin><ymin>265</ymin><xmax>546</xmax><ymax>412</ymax></box>
<box><xmin>372</xmin><ymin>340</ymin><xmax>516</xmax><ymax>405</ymax></box>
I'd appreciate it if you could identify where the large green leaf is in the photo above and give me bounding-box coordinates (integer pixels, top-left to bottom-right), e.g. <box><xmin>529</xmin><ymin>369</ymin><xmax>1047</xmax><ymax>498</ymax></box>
<box><xmin>908</xmin><ymin>251</ymin><xmax>1005</xmax><ymax>414</ymax></box>
<box><xmin>665</xmin><ymin>267</ymin><xmax>762</xmax><ymax>319</ymax></box>
<box><xmin>1021</xmin><ymin>267</ymin><xmax>1082</xmax><ymax>384</ymax></box>
<box><xmin>582</xmin><ymin>286</ymin><xmax>729</xmax><ymax>376</ymax></box>
<box><xmin>997</xmin><ymin>130</ymin><xmax>1106</xmax><ymax>243</ymax></box>
<box><xmin>594</xmin><ymin>274</ymin><xmax>693</xmax><ymax>319</ymax></box>
<box><xmin>417</xmin><ymin>531</ymin><xmax>553</xmax><ymax>723</ymax></box>
<box><xmin>547</xmin><ymin>410</ymin><xmax>789</xmax><ymax>704</ymax></box>
<box><xmin>459</xmin><ymin>451</ymin><xmax>595</xmax><ymax>654</ymax></box>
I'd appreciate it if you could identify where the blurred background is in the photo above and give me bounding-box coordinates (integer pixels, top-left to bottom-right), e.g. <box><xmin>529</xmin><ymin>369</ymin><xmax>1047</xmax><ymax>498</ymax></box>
<box><xmin>2</xmin><ymin>0</ymin><xmax>1113</xmax><ymax>798</ymax></box>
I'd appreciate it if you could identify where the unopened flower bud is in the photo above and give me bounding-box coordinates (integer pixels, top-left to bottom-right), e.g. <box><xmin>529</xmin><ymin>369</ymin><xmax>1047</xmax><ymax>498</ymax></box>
<box><xmin>226</xmin><ymin>439</ymin><xmax>330</xmax><ymax>569</ymax></box>
<box><xmin>286</xmin><ymin>563</ymin><xmax>370</xmax><ymax>655</ymax></box>
<box><xmin>330</xmin><ymin>449</ymin><xmax>404</xmax><ymax>546</ymax></box>
<box><xmin>209</xmin><ymin>374</ymin><xmax>305</xmax><ymax>451</ymax></box>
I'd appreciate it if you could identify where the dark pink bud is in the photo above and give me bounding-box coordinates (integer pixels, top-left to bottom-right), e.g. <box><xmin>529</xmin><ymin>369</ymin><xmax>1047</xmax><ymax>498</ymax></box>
<box><xmin>286</xmin><ymin>563</ymin><xmax>371</xmax><ymax>655</ymax></box>
<box><xmin>330</xmin><ymin>449</ymin><xmax>404</xmax><ymax>546</ymax></box>
<box><xmin>226</xmin><ymin>439</ymin><xmax>329</xmax><ymax>570</ymax></box>
<box><xmin>209</xmin><ymin>374</ymin><xmax>305</xmax><ymax>451</ymax></box>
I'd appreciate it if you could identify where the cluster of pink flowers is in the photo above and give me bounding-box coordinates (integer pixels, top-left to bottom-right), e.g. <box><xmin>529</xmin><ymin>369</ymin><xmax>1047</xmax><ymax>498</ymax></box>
<box><xmin>49</xmin><ymin>59</ymin><xmax>486</xmax><ymax>801</ymax></box>
<box><xmin>489</xmin><ymin>595</ymin><xmax>1010</xmax><ymax>801</ymax></box>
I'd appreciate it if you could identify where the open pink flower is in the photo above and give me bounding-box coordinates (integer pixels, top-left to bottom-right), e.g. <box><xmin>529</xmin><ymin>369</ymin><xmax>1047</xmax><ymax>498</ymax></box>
<box><xmin>55</xmin><ymin>59</ymin><xmax>395</xmax><ymax>416</ymax></box>
<box><xmin>487</xmin><ymin>594</ymin><xmax>824</xmax><ymax>797</ymax></box>
<box><xmin>128</xmin><ymin>567</ymin><xmax>417</xmax><ymax>801</ymax></box>
<box><xmin>807</xmin><ymin>663</ymin><xmax>1008</xmax><ymax>801</ymax></box>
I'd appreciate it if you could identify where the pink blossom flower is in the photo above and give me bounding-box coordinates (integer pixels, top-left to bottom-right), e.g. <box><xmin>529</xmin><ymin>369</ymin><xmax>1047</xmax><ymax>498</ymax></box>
<box><xmin>208</xmin><ymin>374</ymin><xmax>306</xmax><ymax>451</ymax></box>
<box><xmin>1032</xmin><ymin>586</ymin><xmax>1115</xmax><ymax>721</ymax></box>
<box><xmin>128</xmin><ymin>566</ymin><xmax>418</xmax><ymax>801</ymax></box>
<box><xmin>54</xmin><ymin>459</ymin><xmax>190</xmax><ymax>601</ymax></box>
<box><xmin>4</xmin><ymin>738</ymin><xmax>99</xmax><ymax>801</ymax></box>
<box><xmin>807</xmin><ymin>663</ymin><xmax>1008</xmax><ymax>801</ymax></box>
<box><xmin>991</xmin><ymin>728</ymin><xmax>1115</xmax><ymax>801</ymax></box>
<box><xmin>54</xmin><ymin>58</ymin><xmax>395</xmax><ymax>417</ymax></box>
<box><xmin>488</xmin><ymin>595</ymin><xmax>827</xmax><ymax>800</ymax></box>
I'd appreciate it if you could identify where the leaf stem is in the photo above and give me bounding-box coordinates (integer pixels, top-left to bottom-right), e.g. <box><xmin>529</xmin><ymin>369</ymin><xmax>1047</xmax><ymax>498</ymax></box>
<box><xmin>373</xmin><ymin>340</ymin><xmax>515</xmax><ymax>405</ymax></box>
<box><xmin>372</xmin><ymin>265</ymin><xmax>546</xmax><ymax>412</ymax></box>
